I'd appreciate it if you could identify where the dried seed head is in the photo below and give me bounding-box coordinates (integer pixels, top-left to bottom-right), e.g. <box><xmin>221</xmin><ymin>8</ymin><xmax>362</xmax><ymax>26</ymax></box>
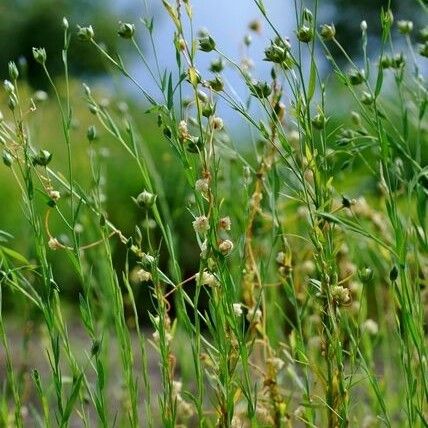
<box><xmin>218</xmin><ymin>239</ymin><xmax>234</xmax><ymax>255</ymax></box>
<box><xmin>48</xmin><ymin>237</ymin><xmax>62</xmax><ymax>251</ymax></box>
<box><xmin>332</xmin><ymin>285</ymin><xmax>351</xmax><ymax>306</ymax></box>
<box><xmin>233</xmin><ymin>303</ymin><xmax>243</xmax><ymax>316</ymax></box>
<box><xmin>246</xmin><ymin>306</ymin><xmax>262</xmax><ymax>323</ymax></box>
<box><xmin>136</xmin><ymin>268</ymin><xmax>152</xmax><ymax>282</ymax></box>
<box><xmin>49</xmin><ymin>190</ymin><xmax>61</xmax><ymax>202</ymax></box>
<box><xmin>195</xmin><ymin>178</ymin><xmax>210</xmax><ymax>195</ymax></box>
<box><xmin>212</xmin><ymin>116</ymin><xmax>223</xmax><ymax>130</ymax></box>
<box><xmin>196</xmin><ymin>270</ymin><xmax>219</xmax><ymax>287</ymax></box>
<box><xmin>219</xmin><ymin>216</ymin><xmax>231</xmax><ymax>231</ymax></box>
<box><xmin>193</xmin><ymin>215</ymin><xmax>210</xmax><ymax>234</ymax></box>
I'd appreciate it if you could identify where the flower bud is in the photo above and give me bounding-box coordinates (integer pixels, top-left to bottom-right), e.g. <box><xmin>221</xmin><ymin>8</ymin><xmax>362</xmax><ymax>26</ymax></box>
<box><xmin>349</xmin><ymin>69</ymin><xmax>365</xmax><ymax>86</ymax></box>
<box><xmin>208</xmin><ymin>75</ymin><xmax>224</xmax><ymax>92</ymax></box>
<box><xmin>312</xmin><ymin>111</ymin><xmax>326</xmax><ymax>130</ymax></box>
<box><xmin>32</xmin><ymin>47</ymin><xmax>47</xmax><ymax>65</ymax></box>
<box><xmin>62</xmin><ymin>17</ymin><xmax>69</xmax><ymax>30</ymax></box>
<box><xmin>419</xmin><ymin>42</ymin><xmax>428</xmax><ymax>58</ymax></box>
<box><xmin>296</xmin><ymin>25</ymin><xmax>313</xmax><ymax>43</ymax></box>
<box><xmin>77</xmin><ymin>25</ymin><xmax>95</xmax><ymax>41</ymax></box>
<box><xmin>361</xmin><ymin>91</ymin><xmax>374</xmax><ymax>105</ymax></box>
<box><xmin>249</xmin><ymin>80</ymin><xmax>272</xmax><ymax>98</ymax></box>
<box><xmin>358</xmin><ymin>267</ymin><xmax>374</xmax><ymax>283</ymax></box>
<box><xmin>118</xmin><ymin>22</ymin><xmax>135</xmax><ymax>39</ymax></box>
<box><xmin>8</xmin><ymin>62</ymin><xmax>19</xmax><ymax>81</ymax></box>
<box><xmin>303</xmin><ymin>8</ymin><xmax>313</xmax><ymax>23</ymax></box>
<box><xmin>320</xmin><ymin>24</ymin><xmax>336</xmax><ymax>41</ymax></box>
<box><xmin>233</xmin><ymin>303</ymin><xmax>243</xmax><ymax>317</ymax></box>
<box><xmin>199</xmin><ymin>35</ymin><xmax>216</xmax><ymax>52</ymax></box>
<box><xmin>48</xmin><ymin>237</ymin><xmax>62</xmax><ymax>250</ymax></box>
<box><xmin>209</xmin><ymin>58</ymin><xmax>224</xmax><ymax>73</ymax></box>
<box><xmin>87</xmin><ymin>125</ymin><xmax>97</xmax><ymax>142</ymax></box>
<box><xmin>32</xmin><ymin>149</ymin><xmax>52</xmax><ymax>166</ymax></box>
<box><xmin>135</xmin><ymin>190</ymin><xmax>157</xmax><ymax>208</ymax></box>
<box><xmin>4</xmin><ymin>80</ymin><xmax>15</xmax><ymax>95</ymax></box>
<box><xmin>2</xmin><ymin>151</ymin><xmax>13</xmax><ymax>167</ymax></box>
<box><xmin>360</xmin><ymin>20</ymin><xmax>368</xmax><ymax>32</ymax></box>
<box><xmin>397</xmin><ymin>20</ymin><xmax>413</xmax><ymax>35</ymax></box>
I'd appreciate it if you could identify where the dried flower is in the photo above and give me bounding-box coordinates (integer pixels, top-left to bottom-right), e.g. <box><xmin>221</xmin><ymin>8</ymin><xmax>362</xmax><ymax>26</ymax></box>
<box><xmin>233</xmin><ymin>303</ymin><xmax>243</xmax><ymax>316</ymax></box>
<box><xmin>136</xmin><ymin>268</ymin><xmax>152</xmax><ymax>282</ymax></box>
<box><xmin>193</xmin><ymin>215</ymin><xmax>210</xmax><ymax>234</ymax></box>
<box><xmin>195</xmin><ymin>178</ymin><xmax>209</xmax><ymax>194</ymax></box>
<box><xmin>48</xmin><ymin>237</ymin><xmax>62</xmax><ymax>251</ymax></box>
<box><xmin>332</xmin><ymin>285</ymin><xmax>351</xmax><ymax>306</ymax></box>
<box><xmin>218</xmin><ymin>239</ymin><xmax>234</xmax><ymax>255</ymax></box>
<box><xmin>196</xmin><ymin>270</ymin><xmax>219</xmax><ymax>287</ymax></box>
<box><xmin>219</xmin><ymin>216</ymin><xmax>231</xmax><ymax>231</ymax></box>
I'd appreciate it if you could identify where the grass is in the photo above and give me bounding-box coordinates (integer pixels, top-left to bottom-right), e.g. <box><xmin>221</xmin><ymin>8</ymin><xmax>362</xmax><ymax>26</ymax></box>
<box><xmin>0</xmin><ymin>0</ymin><xmax>427</xmax><ymax>426</ymax></box>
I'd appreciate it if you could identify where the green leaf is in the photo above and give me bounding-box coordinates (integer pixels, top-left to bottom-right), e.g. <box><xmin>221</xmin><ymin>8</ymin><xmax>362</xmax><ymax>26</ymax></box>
<box><xmin>308</xmin><ymin>57</ymin><xmax>316</xmax><ymax>102</ymax></box>
<box><xmin>0</xmin><ymin>246</ymin><xmax>29</xmax><ymax>264</ymax></box>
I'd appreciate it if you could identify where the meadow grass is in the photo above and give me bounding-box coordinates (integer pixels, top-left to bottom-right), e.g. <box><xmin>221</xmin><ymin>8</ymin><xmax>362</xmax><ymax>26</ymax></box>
<box><xmin>0</xmin><ymin>0</ymin><xmax>427</xmax><ymax>427</ymax></box>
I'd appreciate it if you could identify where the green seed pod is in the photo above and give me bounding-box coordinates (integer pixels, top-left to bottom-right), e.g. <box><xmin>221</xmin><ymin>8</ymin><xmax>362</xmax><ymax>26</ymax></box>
<box><xmin>296</xmin><ymin>25</ymin><xmax>313</xmax><ymax>43</ymax></box>
<box><xmin>32</xmin><ymin>149</ymin><xmax>53</xmax><ymax>167</ymax></box>
<box><xmin>118</xmin><ymin>22</ymin><xmax>135</xmax><ymax>39</ymax></box>
<box><xmin>87</xmin><ymin>125</ymin><xmax>97</xmax><ymax>142</ymax></box>
<box><xmin>320</xmin><ymin>24</ymin><xmax>336</xmax><ymax>41</ymax></box>
<box><xmin>32</xmin><ymin>47</ymin><xmax>47</xmax><ymax>64</ymax></box>
<box><xmin>199</xmin><ymin>35</ymin><xmax>216</xmax><ymax>52</ymax></box>
<box><xmin>77</xmin><ymin>25</ymin><xmax>95</xmax><ymax>41</ymax></box>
